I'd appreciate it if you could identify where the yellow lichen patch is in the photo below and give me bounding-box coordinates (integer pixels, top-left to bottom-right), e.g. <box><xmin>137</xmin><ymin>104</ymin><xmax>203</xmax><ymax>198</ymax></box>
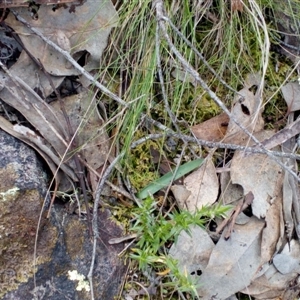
<box><xmin>0</xmin><ymin>189</ymin><xmax>57</xmax><ymax>297</ymax></box>
<box><xmin>65</xmin><ymin>218</ymin><xmax>85</xmax><ymax>260</ymax></box>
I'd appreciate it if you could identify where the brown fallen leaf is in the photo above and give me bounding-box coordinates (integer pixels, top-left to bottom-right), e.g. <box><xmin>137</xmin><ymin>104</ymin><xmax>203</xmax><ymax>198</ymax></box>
<box><xmin>6</xmin><ymin>0</ymin><xmax>118</xmax><ymax>73</ymax></box>
<box><xmin>50</xmin><ymin>91</ymin><xmax>111</xmax><ymax>195</ymax></box>
<box><xmin>224</xmin><ymin>73</ymin><xmax>264</xmax><ymax>145</ymax></box>
<box><xmin>0</xmin><ymin>114</ymin><xmax>75</xmax><ymax>191</ymax></box>
<box><xmin>0</xmin><ymin>69</ymin><xmax>69</xmax><ymax>159</ymax></box>
<box><xmin>219</xmin><ymin>164</ymin><xmax>244</xmax><ymax>205</ymax></box>
<box><xmin>172</xmin><ymin>158</ymin><xmax>219</xmax><ymax>213</ymax></box>
<box><xmin>191</xmin><ymin>112</ymin><xmax>229</xmax><ymax>142</ymax></box>
<box><xmin>9</xmin><ymin>51</ymin><xmax>64</xmax><ymax>99</ymax></box>
<box><xmin>169</xmin><ymin>225</ymin><xmax>215</xmax><ymax>276</ymax></box>
<box><xmin>260</xmin><ymin>192</ymin><xmax>284</xmax><ymax>263</ymax></box>
<box><xmin>0</xmin><ymin>69</ymin><xmax>110</xmax><ymax>193</ymax></box>
<box><xmin>197</xmin><ymin>217</ymin><xmax>265</xmax><ymax>300</ymax></box>
<box><xmin>241</xmin><ymin>240</ymin><xmax>300</xmax><ymax>299</ymax></box>
<box><xmin>230</xmin><ymin>130</ymin><xmax>283</xmax><ymax>219</ymax></box>
<box><xmin>231</xmin><ymin>0</ymin><xmax>243</xmax><ymax>12</ymax></box>
<box><xmin>281</xmin><ymin>81</ymin><xmax>300</xmax><ymax>112</ymax></box>
<box><xmin>150</xmin><ymin>147</ymin><xmax>173</xmax><ymax>175</ymax></box>
<box><xmin>171</xmin><ymin>185</ymin><xmax>191</xmax><ymax>206</ymax></box>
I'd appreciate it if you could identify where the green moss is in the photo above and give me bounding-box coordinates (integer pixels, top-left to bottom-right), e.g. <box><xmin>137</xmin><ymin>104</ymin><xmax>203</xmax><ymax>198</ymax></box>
<box><xmin>125</xmin><ymin>131</ymin><xmax>160</xmax><ymax>190</ymax></box>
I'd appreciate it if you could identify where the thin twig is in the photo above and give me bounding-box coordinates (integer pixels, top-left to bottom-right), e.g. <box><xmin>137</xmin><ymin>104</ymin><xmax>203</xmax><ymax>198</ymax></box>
<box><xmin>132</xmin><ymin>132</ymin><xmax>300</xmax><ymax>160</ymax></box>
<box><xmin>132</xmin><ymin>117</ymin><xmax>300</xmax><ymax>161</ymax></box>
<box><xmin>11</xmin><ymin>10</ymin><xmax>128</xmax><ymax>107</ymax></box>
<box><xmin>78</xmin><ymin>155</ymin><xmax>134</xmax><ymax>201</ymax></box>
<box><xmin>88</xmin><ymin>151</ymin><xmax>125</xmax><ymax>299</ymax></box>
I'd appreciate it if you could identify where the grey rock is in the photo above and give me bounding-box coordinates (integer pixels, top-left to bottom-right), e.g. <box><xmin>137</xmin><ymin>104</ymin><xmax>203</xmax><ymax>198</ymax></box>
<box><xmin>0</xmin><ymin>130</ymin><xmax>126</xmax><ymax>299</ymax></box>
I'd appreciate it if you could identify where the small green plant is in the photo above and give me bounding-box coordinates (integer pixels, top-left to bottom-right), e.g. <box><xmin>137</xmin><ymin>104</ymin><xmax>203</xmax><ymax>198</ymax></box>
<box><xmin>163</xmin><ymin>256</ymin><xmax>201</xmax><ymax>299</ymax></box>
<box><xmin>129</xmin><ymin>196</ymin><xmax>230</xmax><ymax>297</ymax></box>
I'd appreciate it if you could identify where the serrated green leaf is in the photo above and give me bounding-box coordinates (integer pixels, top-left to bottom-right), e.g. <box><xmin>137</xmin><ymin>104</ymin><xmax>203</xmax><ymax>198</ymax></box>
<box><xmin>137</xmin><ymin>158</ymin><xmax>204</xmax><ymax>200</ymax></box>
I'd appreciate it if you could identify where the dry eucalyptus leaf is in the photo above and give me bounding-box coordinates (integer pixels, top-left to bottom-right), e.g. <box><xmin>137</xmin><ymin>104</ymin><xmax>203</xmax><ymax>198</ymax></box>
<box><xmin>241</xmin><ymin>266</ymin><xmax>298</xmax><ymax>299</ymax></box>
<box><xmin>0</xmin><ymin>25</ymin><xmax>64</xmax><ymax>99</ymax></box>
<box><xmin>282</xmin><ymin>167</ymin><xmax>294</xmax><ymax>241</ymax></box>
<box><xmin>0</xmin><ymin>0</ymin><xmax>75</xmax><ymax>8</ymax></box>
<box><xmin>171</xmin><ymin>184</ymin><xmax>191</xmax><ymax>206</ymax></box>
<box><xmin>10</xmin><ymin>51</ymin><xmax>65</xmax><ymax>98</ymax></box>
<box><xmin>244</xmin><ymin>72</ymin><xmax>262</xmax><ymax>89</ymax></box>
<box><xmin>260</xmin><ymin>193</ymin><xmax>283</xmax><ymax>264</ymax></box>
<box><xmin>281</xmin><ymin>81</ymin><xmax>300</xmax><ymax>112</ymax></box>
<box><xmin>231</xmin><ymin>151</ymin><xmax>282</xmax><ymax>219</ymax></box>
<box><xmin>230</xmin><ymin>131</ymin><xmax>283</xmax><ymax>219</ymax></box>
<box><xmin>286</xmin><ymin>171</ymin><xmax>300</xmax><ymax>239</ymax></box>
<box><xmin>50</xmin><ymin>91</ymin><xmax>110</xmax><ymax>169</ymax></box>
<box><xmin>0</xmin><ymin>70</ymin><xmax>69</xmax><ymax>157</ymax></box>
<box><xmin>56</xmin><ymin>29</ymin><xmax>71</xmax><ymax>52</ymax></box>
<box><xmin>178</xmin><ymin>158</ymin><xmax>218</xmax><ymax>212</ymax></box>
<box><xmin>273</xmin><ymin>254</ymin><xmax>300</xmax><ymax>275</ymax></box>
<box><xmin>219</xmin><ymin>165</ymin><xmax>244</xmax><ymax>205</ymax></box>
<box><xmin>224</xmin><ymin>77</ymin><xmax>264</xmax><ymax>145</ymax></box>
<box><xmin>242</xmin><ymin>240</ymin><xmax>300</xmax><ymax>299</ymax></box>
<box><xmin>0</xmin><ymin>71</ymin><xmax>79</xmax><ymax>190</ymax></box>
<box><xmin>169</xmin><ymin>225</ymin><xmax>214</xmax><ymax>276</ymax></box>
<box><xmin>0</xmin><ymin>72</ymin><xmax>110</xmax><ymax>193</ymax></box>
<box><xmin>191</xmin><ymin>112</ymin><xmax>229</xmax><ymax>142</ymax></box>
<box><xmin>6</xmin><ymin>0</ymin><xmax>118</xmax><ymax>73</ymax></box>
<box><xmin>6</xmin><ymin>9</ymin><xmax>78</xmax><ymax>76</ymax></box>
<box><xmin>0</xmin><ymin>115</ymin><xmax>75</xmax><ymax>191</ymax></box>
<box><xmin>197</xmin><ymin>217</ymin><xmax>265</xmax><ymax>300</ymax></box>
<box><xmin>282</xmin><ymin>135</ymin><xmax>300</xmax><ymax>241</ymax></box>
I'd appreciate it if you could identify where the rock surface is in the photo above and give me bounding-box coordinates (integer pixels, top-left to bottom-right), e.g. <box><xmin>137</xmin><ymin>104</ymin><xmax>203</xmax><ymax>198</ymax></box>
<box><xmin>0</xmin><ymin>130</ymin><xmax>126</xmax><ymax>299</ymax></box>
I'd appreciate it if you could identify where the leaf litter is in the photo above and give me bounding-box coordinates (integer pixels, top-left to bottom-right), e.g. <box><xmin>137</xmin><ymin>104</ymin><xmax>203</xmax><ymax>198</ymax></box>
<box><xmin>0</xmin><ymin>1</ymin><xmax>117</xmax><ymax>194</ymax></box>
<box><xmin>170</xmin><ymin>75</ymin><xmax>300</xmax><ymax>299</ymax></box>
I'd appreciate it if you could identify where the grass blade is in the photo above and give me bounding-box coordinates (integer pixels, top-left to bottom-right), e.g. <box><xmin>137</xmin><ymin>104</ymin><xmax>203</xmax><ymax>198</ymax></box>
<box><xmin>137</xmin><ymin>158</ymin><xmax>204</xmax><ymax>199</ymax></box>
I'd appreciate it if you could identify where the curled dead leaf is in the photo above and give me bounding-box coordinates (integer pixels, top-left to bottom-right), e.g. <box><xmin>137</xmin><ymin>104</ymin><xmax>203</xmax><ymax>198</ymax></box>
<box><xmin>224</xmin><ymin>75</ymin><xmax>264</xmax><ymax>145</ymax></box>
<box><xmin>230</xmin><ymin>130</ymin><xmax>283</xmax><ymax>219</ymax></box>
<box><xmin>173</xmin><ymin>158</ymin><xmax>219</xmax><ymax>213</ymax></box>
<box><xmin>191</xmin><ymin>112</ymin><xmax>229</xmax><ymax>142</ymax></box>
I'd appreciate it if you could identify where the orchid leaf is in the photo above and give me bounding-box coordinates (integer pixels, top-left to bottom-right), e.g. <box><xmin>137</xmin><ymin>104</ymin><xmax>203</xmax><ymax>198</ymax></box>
<box><xmin>137</xmin><ymin>158</ymin><xmax>204</xmax><ymax>200</ymax></box>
